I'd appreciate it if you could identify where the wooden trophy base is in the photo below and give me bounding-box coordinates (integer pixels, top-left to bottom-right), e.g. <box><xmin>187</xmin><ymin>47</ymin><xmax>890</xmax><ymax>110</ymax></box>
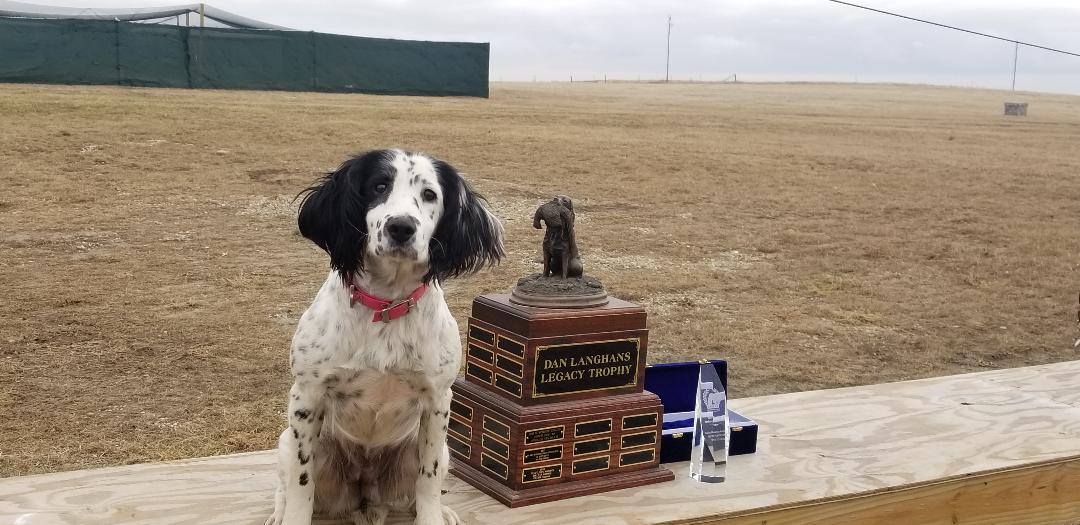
<box><xmin>449</xmin><ymin>378</ymin><xmax>674</xmax><ymax>507</ymax></box>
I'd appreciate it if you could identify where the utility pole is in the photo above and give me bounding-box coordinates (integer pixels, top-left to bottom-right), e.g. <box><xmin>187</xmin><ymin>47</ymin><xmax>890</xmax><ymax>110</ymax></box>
<box><xmin>1011</xmin><ymin>41</ymin><xmax>1019</xmax><ymax>91</ymax></box>
<box><xmin>665</xmin><ymin>15</ymin><xmax>673</xmax><ymax>82</ymax></box>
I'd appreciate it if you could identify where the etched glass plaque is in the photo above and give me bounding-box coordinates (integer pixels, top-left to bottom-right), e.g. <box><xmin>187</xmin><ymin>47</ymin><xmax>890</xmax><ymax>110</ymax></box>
<box><xmin>690</xmin><ymin>362</ymin><xmax>728</xmax><ymax>483</ymax></box>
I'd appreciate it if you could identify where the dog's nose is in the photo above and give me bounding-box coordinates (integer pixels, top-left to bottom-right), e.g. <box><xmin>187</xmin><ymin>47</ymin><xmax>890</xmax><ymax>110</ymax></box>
<box><xmin>385</xmin><ymin>216</ymin><xmax>417</xmax><ymax>244</ymax></box>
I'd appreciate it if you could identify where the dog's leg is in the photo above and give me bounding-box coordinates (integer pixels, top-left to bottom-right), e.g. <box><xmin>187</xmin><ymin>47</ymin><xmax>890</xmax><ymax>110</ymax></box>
<box><xmin>280</xmin><ymin>381</ymin><xmax>325</xmax><ymax>525</ymax></box>
<box><xmin>413</xmin><ymin>393</ymin><xmax>458</xmax><ymax>525</ymax></box>
<box><xmin>265</xmin><ymin>428</ymin><xmax>293</xmax><ymax>525</ymax></box>
<box><xmin>560</xmin><ymin>250</ymin><xmax>570</xmax><ymax>279</ymax></box>
<box><xmin>542</xmin><ymin>247</ymin><xmax>551</xmax><ymax>277</ymax></box>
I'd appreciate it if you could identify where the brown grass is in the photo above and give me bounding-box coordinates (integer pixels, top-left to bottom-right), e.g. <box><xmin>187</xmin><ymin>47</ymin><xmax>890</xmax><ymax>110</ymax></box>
<box><xmin>2</xmin><ymin>81</ymin><xmax>1079</xmax><ymax>477</ymax></box>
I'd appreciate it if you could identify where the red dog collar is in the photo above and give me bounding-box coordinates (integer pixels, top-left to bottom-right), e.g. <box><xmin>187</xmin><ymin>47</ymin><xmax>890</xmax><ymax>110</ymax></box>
<box><xmin>349</xmin><ymin>283</ymin><xmax>428</xmax><ymax>323</ymax></box>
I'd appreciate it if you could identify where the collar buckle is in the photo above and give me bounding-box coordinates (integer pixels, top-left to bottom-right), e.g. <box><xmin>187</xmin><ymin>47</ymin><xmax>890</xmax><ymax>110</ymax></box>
<box><xmin>378</xmin><ymin>297</ymin><xmax>417</xmax><ymax>323</ymax></box>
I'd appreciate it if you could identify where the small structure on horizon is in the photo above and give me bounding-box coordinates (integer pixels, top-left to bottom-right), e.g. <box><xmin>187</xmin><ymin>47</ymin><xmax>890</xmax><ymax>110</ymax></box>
<box><xmin>1004</xmin><ymin>102</ymin><xmax>1029</xmax><ymax>116</ymax></box>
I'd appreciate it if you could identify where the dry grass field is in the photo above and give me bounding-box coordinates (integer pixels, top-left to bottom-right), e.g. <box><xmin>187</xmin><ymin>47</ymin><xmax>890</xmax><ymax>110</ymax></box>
<box><xmin>2</xmin><ymin>81</ymin><xmax>1080</xmax><ymax>477</ymax></box>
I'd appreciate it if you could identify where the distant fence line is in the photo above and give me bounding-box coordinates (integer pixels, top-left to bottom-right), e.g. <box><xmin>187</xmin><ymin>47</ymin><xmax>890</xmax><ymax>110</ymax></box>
<box><xmin>0</xmin><ymin>18</ymin><xmax>489</xmax><ymax>97</ymax></box>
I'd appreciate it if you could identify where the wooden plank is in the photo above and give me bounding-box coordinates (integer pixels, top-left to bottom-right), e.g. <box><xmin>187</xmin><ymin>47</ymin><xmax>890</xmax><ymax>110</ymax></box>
<box><xmin>706</xmin><ymin>458</ymin><xmax>1080</xmax><ymax>525</ymax></box>
<box><xmin>1</xmin><ymin>360</ymin><xmax>1078</xmax><ymax>525</ymax></box>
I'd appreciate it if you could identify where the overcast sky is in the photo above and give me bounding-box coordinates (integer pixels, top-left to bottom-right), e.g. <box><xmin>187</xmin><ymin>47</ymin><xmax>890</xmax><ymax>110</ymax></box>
<box><xmin>43</xmin><ymin>0</ymin><xmax>1080</xmax><ymax>94</ymax></box>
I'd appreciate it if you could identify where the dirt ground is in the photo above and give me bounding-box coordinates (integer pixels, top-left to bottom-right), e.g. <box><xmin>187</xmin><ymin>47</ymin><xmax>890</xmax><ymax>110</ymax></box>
<box><xmin>2</xmin><ymin>81</ymin><xmax>1079</xmax><ymax>476</ymax></box>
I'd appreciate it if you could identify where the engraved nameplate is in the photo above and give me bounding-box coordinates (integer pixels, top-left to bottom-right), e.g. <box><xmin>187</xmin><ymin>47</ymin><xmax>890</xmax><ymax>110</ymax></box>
<box><xmin>523</xmin><ymin>444</ymin><xmax>563</xmax><ymax>464</ymax></box>
<box><xmin>524</xmin><ymin>425</ymin><xmax>564</xmax><ymax>444</ymax></box>
<box><xmin>522</xmin><ymin>464</ymin><xmax>562</xmax><ymax>483</ymax></box>
<box><xmin>533</xmin><ymin>339</ymin><xmax>639</xmax><ymax>398</ymax></box>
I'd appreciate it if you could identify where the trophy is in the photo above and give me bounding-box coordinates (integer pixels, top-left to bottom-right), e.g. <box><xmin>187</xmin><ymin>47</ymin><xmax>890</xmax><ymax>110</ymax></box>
<box><xmin>689</xmin><ymin>362</ymin><xmax>728</xmax><ymax>483</ymax></box>
<box><xmin>449</xmin><ymin>196</ymin><xmax>674</xmax><ymax>507</ymax></box>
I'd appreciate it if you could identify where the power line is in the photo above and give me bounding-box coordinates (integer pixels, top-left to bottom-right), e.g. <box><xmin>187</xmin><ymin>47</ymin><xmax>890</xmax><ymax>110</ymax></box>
<box><xmin>826</xmin><ymin>0</ymin><xmax>1080</xmax><ymax>58</ymax></box>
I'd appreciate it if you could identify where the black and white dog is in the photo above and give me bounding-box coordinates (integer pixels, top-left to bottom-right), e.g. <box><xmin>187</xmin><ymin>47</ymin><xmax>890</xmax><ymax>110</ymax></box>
<box><xmin>267</xmin><ymin>149</ymin><xmax>503</xmax><ymax>525</ymax></box>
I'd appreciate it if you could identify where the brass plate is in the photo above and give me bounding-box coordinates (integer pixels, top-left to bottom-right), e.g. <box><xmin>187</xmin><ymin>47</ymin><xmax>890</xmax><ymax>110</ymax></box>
<box><xmin>468</xmin><ymin>343</ymin><xmax>494</xmax><ymax>364</ymax></box>
<box><xmin>523</xmin><ymin>444</ymin><xmax>563</xmax><ymax>464</ymax></box>
<box><xmin>575</xmin><ymin>418</ymin><xmax>612</xmax><ymax>438</ymax></box>
<box><xmin>495</xmin><ymin>354</ymin><xmax>523</xmax><ymax>378</ymax></box>
<box><xmin>482</xmin><ymin>416</ymin><xmax>511</xmax><ymax>442</ymax></box>
<box><xmin>522</xmin><ymin>464</ymin><xmax>562</xmax><ymax>484</ymax></box>
<box><xmin>572</xmin><ymin>455</ymin><xmax>610</xmax><ymax>475</ymax></box>
<box><xmin>447</xmin><ymin>434</ymin><xmax>471</xmax><ymax>460</ymax></box>
<box><xmin>621</xmin><ymin>412</ymin><xmax>658</xmax><ymax>430</ymax></box>
<box><xmin>524</xmin><ymin>425</ymin><xmax>564</xmax><ymax>444</ymax></box>
<box><xmin>532</xmin><ymin>338</ymin><xmax>640</xmax><ymax>398</ymax></box>
<box><xmin>468</xmin><ymin>322</ymin><xmax>495</xmax><ymax>346</ymax></box>
<box><xmin>482</xmin><ymin>434</ymin><xmax>509</xmax><ymax>460</ymax></box>
<box><xmin>493</xmin><ymin>374</ymin><xmax>522</xmax><ymax>397</ymax></box>
<box><xmin>620</xmin><ymin>430</ymin><xmax>657</xmax><ymax>449</ymax></box>
<box><xmin>573</xmin><ymin>437</ymin><xmax>611</xmax><ymax>456</ymax></box>
<box><xmin>450</xmin><ymin>399</ymin><xmax>472</xmax><ymax>421</ymax></box>
<box><xmin>448</xmin><ymin>416</ymin><xmax>472</xmax><ymax>440</ymax></box>
<box><xmin>466</xmin><ymin>362</ymin><xmax>492</xmax><ymax>384</ymax></box>
<box><xmin>619</xmin><ymin>448</ymin><xmax>655</xmax><ymax>467</ymax></box>
<box><xmin>480</xmin><ymin>453</ymin><xmax>508</xmax><ymax>480</ymax></box>
<box><xmin>496</xmin><ymin>334</ymin><xmax>525</xmax><ymax>359</ymax></box>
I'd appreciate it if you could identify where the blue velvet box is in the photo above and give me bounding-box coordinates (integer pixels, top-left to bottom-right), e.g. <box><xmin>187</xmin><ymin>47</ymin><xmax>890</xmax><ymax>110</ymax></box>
<box><xmin>644</xmin><ymin>360</ymin><xmax>758</xmax><ymax>463</ymax></box>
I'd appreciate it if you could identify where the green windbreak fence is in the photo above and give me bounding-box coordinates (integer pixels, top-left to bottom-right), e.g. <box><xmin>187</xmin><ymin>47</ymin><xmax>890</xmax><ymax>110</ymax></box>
<box><xmin>0</xmin><ymin>18</ymin><xmax>489</xmax><ymax>97</ymax></box>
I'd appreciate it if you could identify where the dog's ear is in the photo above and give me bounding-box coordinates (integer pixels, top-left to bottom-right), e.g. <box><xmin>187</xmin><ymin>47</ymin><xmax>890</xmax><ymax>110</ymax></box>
<box><xmin>297</xmin><ymin>152</ymin><xmax>381</xmax><ymax>281</ymax></box>
<box><xmin>428</xmin><ymin>160</ymin><xmax>504</xmax><ymax>281</ymax></box>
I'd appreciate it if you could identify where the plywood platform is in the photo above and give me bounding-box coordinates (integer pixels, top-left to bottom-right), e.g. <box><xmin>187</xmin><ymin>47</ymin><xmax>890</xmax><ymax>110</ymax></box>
<box><xmin>2</xmin><ymin>360</ymin><xmax>1079</xmax><ymax>525</ymax></box>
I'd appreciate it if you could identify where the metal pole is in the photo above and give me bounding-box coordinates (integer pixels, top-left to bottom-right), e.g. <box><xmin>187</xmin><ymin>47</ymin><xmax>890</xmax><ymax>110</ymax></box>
<box><xmin>665</xmin><ymin>15</ymin><xmax>672</xmax><ymax>82</ymax></box>
<box><xmin>199</xmin><ymin>3</ymin><xmax>205</xmax><ymax>28</ymax></box>
<box><xmin>1011</xmin><ymin>41</ymin><xmax>1018</xmax><ymax>91</ymax></box>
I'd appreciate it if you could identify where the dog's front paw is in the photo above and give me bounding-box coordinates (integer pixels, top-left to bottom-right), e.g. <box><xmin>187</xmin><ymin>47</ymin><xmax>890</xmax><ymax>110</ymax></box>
<box><xmin>264</xmin><ymin>513</ymin><xmax>282</xmax><ymax>525</ymax></box>
<box><xmin>414</xmin><ymin>504</ymin><xmax>460</xmax><ymax>525</ymax></box>
<box><xmin>440</xmin><ymin>505</ymin><xmax>462</xmax><ymax>525</ymax></box>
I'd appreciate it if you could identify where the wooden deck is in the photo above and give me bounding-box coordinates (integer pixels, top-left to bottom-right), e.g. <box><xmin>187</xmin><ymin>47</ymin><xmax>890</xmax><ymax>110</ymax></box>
<box><xmin>2</xmin><ymin>360</ymin><xmax>1079</xmax><ymax>525</ymax></box>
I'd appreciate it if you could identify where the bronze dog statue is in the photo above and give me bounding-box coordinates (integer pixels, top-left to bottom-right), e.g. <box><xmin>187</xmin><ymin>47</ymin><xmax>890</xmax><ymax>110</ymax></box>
<box><xmin>533</xmin><ymin>195</ymin><xmax>583</xmax><ymax>278</ymax></box>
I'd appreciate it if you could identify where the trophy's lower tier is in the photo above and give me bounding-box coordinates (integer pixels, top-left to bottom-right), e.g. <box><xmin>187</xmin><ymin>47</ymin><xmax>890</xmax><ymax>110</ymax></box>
<box><xmin>449</xmin><ymin>378</ymin><xmax>674</xmax><ymax>507</ymax></box>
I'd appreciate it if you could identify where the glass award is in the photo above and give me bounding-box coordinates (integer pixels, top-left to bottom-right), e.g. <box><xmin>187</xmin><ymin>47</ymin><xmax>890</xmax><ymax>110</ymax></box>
<box><xmin>689</xmin><ymin>362</ymin><xmax>728</xmax><ymax>483</ymax></box>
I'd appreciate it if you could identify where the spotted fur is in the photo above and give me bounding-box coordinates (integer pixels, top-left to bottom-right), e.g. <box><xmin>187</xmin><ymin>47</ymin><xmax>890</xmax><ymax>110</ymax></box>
<box><xmin>266</xmin><ymin>150</ymin><xmax>503</xmax><ymax>525</ymax></box>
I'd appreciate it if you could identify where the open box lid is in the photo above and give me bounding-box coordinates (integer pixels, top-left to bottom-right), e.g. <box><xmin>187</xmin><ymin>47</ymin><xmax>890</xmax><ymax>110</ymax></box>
<box><xmin>644</xmin><ymin>360</ymin><xmax>729</xmax><ymax>431</ymax></box>
<box><xmin>644</xmin><ymin>359</ymin><xmax>728</xmax><ymax>415</ymax></box>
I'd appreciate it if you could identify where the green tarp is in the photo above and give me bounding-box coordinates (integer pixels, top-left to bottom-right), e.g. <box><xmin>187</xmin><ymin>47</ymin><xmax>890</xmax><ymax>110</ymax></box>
<box><xmin>0</xmin><ymin>17</ymin><xmax>489</xmax><ymax>97</ymax></box>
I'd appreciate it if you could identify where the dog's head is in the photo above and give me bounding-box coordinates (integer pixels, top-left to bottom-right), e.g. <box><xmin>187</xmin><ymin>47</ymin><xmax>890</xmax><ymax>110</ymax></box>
<box><xmin>297</xmin><ymin>149</ymin><xmax>504</xmax><ymax>283</ymax></box>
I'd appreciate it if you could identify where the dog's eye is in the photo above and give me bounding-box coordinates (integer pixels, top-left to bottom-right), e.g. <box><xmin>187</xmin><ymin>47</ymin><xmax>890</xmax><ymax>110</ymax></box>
<box><xmin>422</xmin><ymin>189</ymin><xmax>437</xmax><ymax>202</ymax></box>
<box><xmin>374</xmin><ymin>183</ymin><xmax>388</xmax><ymax>194</ymax></box>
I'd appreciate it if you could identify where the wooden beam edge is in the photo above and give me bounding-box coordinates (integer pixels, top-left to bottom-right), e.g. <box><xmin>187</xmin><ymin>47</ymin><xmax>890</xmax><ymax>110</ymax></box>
<box><xmin>661</xmin><ymin>454</ymin><xmax>1080</xmax><ymax>525</ymax></box>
